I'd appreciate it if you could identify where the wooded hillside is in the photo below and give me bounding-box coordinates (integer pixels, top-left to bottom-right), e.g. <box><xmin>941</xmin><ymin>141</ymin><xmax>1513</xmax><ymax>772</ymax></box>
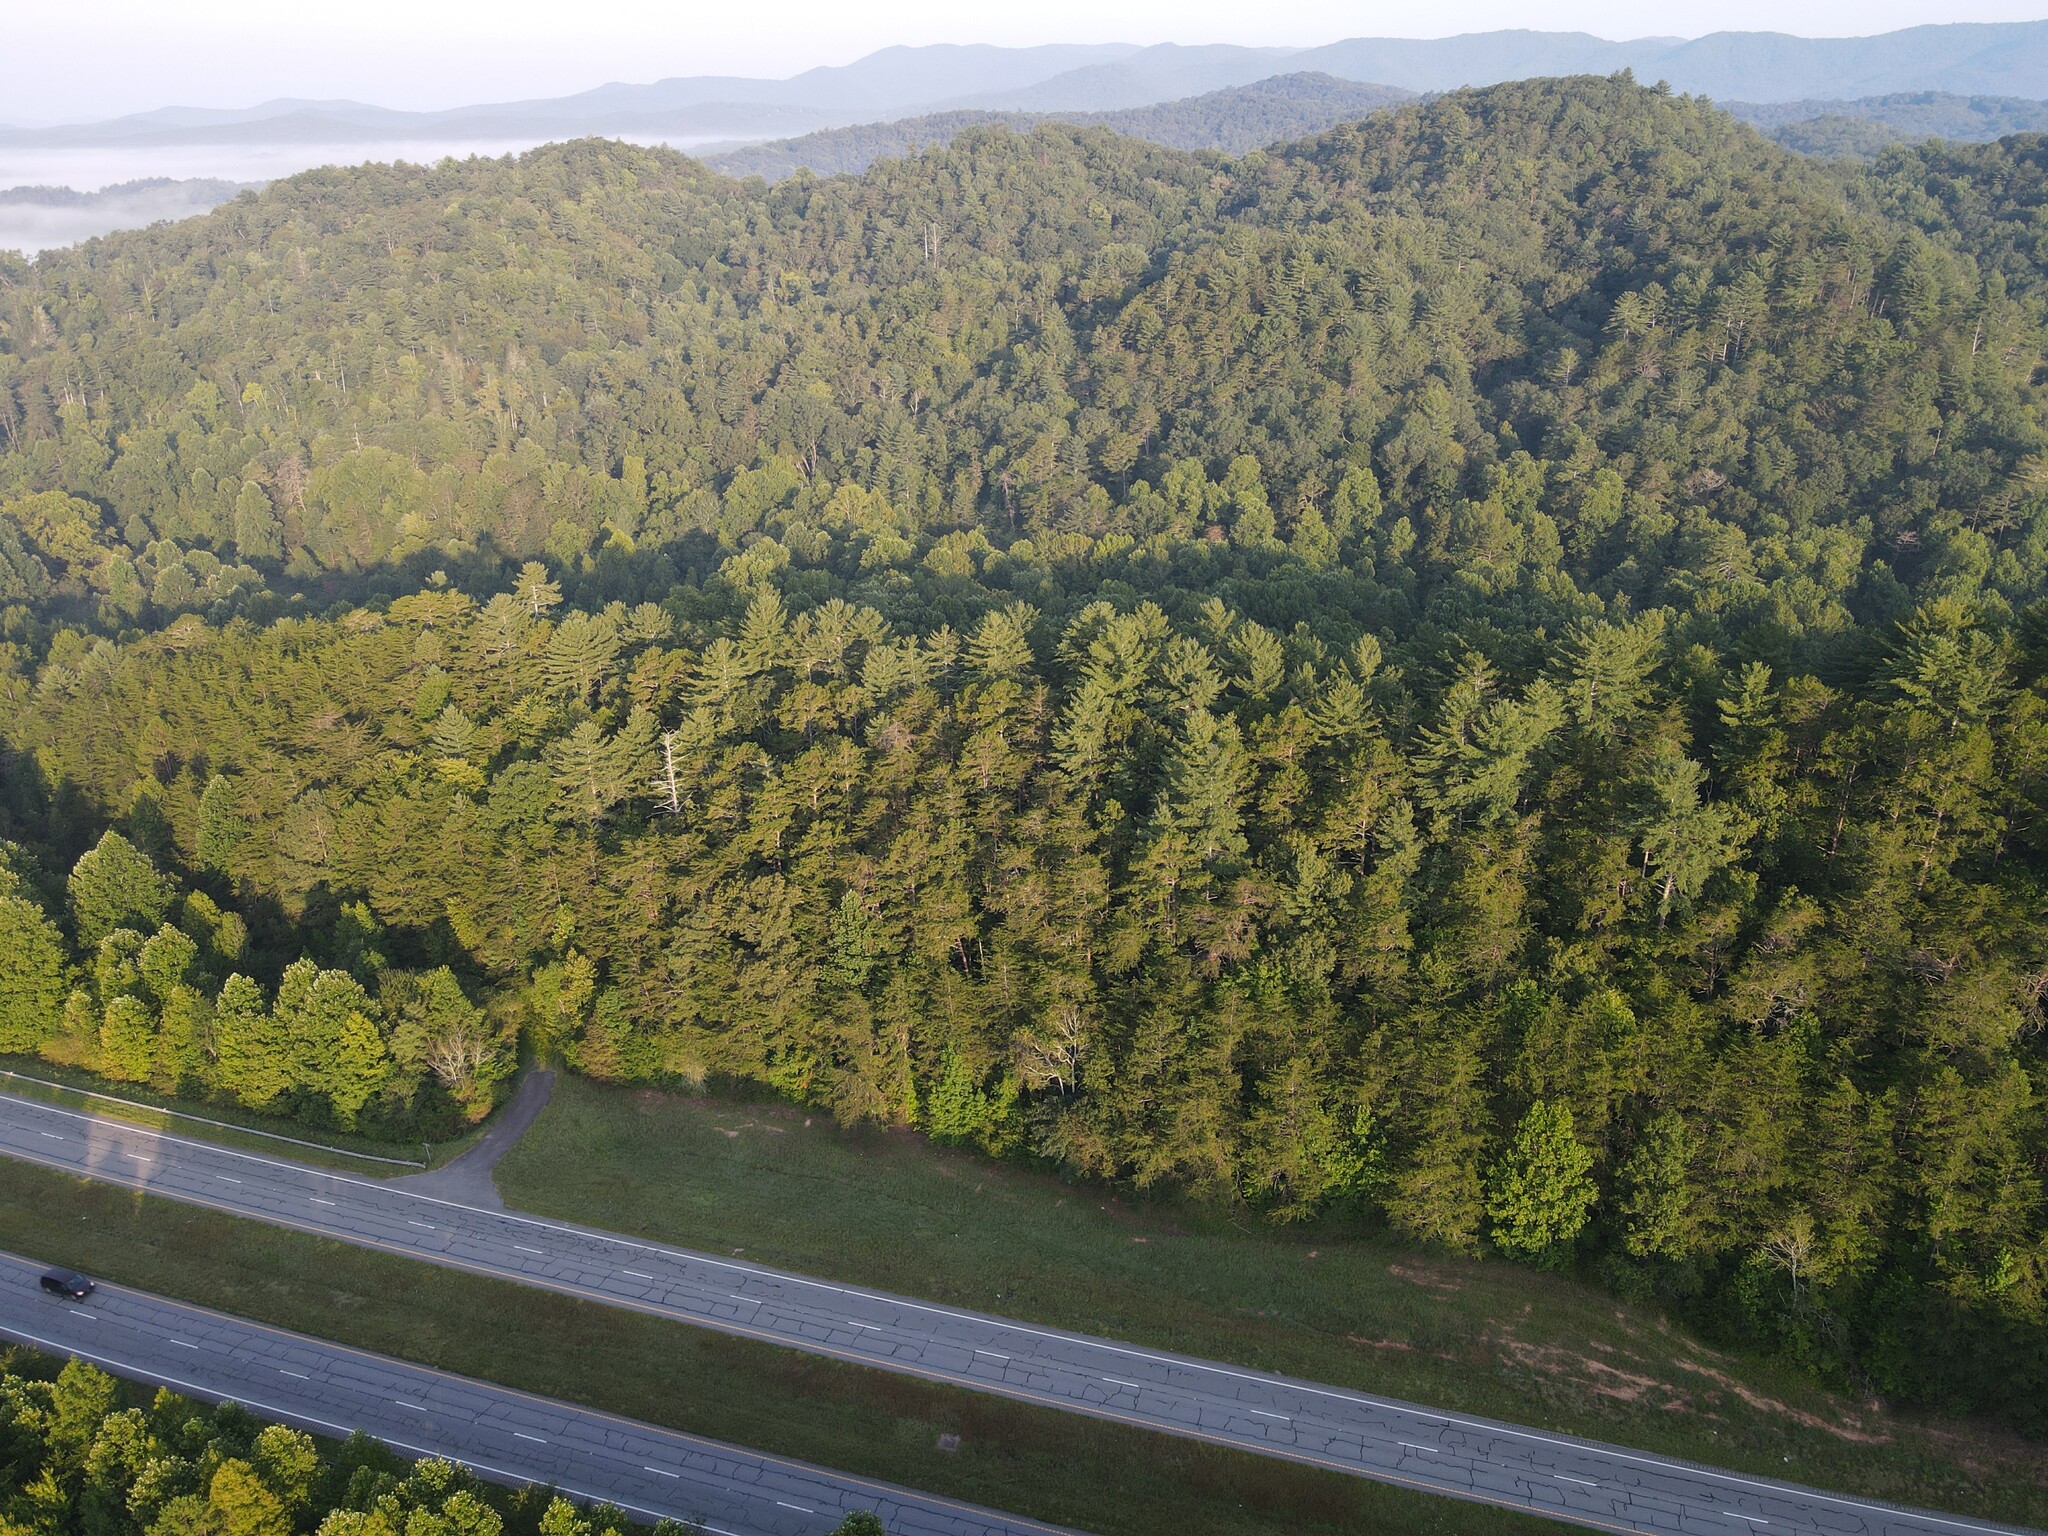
<box><xmin>1</xmin><ymin>76</ymin><xmax>2044</xmax><ymax>1424</ymax></box>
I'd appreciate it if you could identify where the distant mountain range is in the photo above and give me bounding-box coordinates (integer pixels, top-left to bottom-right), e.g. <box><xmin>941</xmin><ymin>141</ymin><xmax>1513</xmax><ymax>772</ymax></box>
<box><xmin>1728</xmin><ymin>90</ymin><xmax>2048</xmax><ymax>156</ymax></box>
<box><xmin>702</xmin><ymin>74</ymin><xmax>1416</xmax><ymax>181</ymax></box>
<box><xmin>15</xmin><ymin>23</ymin><xmax>2048</xmax><ymax>150</ymax></box>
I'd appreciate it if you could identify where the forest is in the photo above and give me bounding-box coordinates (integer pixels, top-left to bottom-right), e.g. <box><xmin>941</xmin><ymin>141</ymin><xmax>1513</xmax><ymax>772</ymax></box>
<box><xmin>0</xmin><ymin>74</ymin><xmax>2044</xmax><ymax>1427</ymax></box>
<box><xmin>0</xmin><ymin>1353</ymin><xmax>885</xmax><ymax>1536</ymax></box>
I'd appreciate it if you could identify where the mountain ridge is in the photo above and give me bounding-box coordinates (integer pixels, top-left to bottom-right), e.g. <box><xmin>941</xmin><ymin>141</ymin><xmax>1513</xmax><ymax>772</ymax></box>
<box><xmin>16</xmin><ymin>23</ymin><xmax>2048</xmax><ymax>150</ymax></box>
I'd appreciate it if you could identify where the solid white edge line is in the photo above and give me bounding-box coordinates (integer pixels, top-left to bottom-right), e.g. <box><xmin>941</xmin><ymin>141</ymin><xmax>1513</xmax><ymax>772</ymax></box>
<box><xmin>2</xmin><ymin>1090</ymin><xmax>2028</xmax><ymax>1536</ymax></box>
<box><xmin>0</xmin><ymin>1321</ymin><xmax>745</xmax><ymax>1535</ymax></box>
<box><xmin>0</xmin><ymin>1288</ymin><xmax>1081</xmax><ymax>1536</ymax></box>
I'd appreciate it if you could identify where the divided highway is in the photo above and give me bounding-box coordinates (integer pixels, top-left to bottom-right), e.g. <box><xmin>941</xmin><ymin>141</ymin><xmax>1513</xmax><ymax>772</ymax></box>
<box><xmin>0</xmin><ymin>1088</ymin><xmax>2034</xmax><ymax>1536</ymax></box>
<box><xmin>0</xmin><ymin>1249</ymin><xmax>1072</xmax><ymax>1536</ymax></box>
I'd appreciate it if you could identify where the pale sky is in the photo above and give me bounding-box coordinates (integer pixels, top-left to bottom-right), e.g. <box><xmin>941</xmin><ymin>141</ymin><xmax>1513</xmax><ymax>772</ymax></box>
<box><xmin>12</xmin><ymin>0</ymin><xmax>2048</xmax><ymax>124</ymax></box>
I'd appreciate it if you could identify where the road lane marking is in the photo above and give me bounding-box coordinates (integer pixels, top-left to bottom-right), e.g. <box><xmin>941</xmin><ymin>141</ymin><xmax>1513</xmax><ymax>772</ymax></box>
<box><xmin>774</xmin><ymin>1503</ymin><xmax>812</xmax><ymax>1514</ymax></box>
<box><xmin>514</xmin><ymin>1432</ymin><xmax>547</xmax><ymax>1443</ymax></box>
<box><xmin>974</xmin><ymin>1349</ymin><xmax>1009</xmax><ymax>1359</ymax></box>
<box><xmin>409</xmin><ymin>1221</ymin><xmax>436</xmax><ymax>1230</ymax></box>
<box><xmin>217</xmin><ymin>1176</ymin><xmax>241</xmax><ymax>1184</ymax></box>
<box><xmin>125</xmin><ymin>1153</ymin><xmax>151</xmax><ymax>1162</ymax></box>
<box><xmin>728</xmin><ymin>1294</ymin><xmax>758</xmax><ymax>1305</ymax></box>
<box><xmin>642</xmin><ymin>1466</ymin><xmax>679</xmax><ymax>1478</ymax></box>
<box><xmin>1249</xmin><ymin>1410</ymin><xmax>1290</xmax><ymax>1421</ymax></box>
<box><xmin>1557</xmin><ymin>1475</ymin><xmax>1598</xmax><ymax>1486</ymax></box>
<box><xmin>171</xmin><ymin>1340</ymin><xmax>198</xmax><ymax>1349</ymax></box>
<box><xmin>1723</xmin><ymin>1519</ymin><xmax>1768</xmax><ymax>1527</ymax></box>
<box><xmin>621</xmin><ymin>1270</ymin><xmax>654</xmax><ymax>1280</ymax></box>
<box><xmin>281</xmin><ymin>1369</ymin><xmax>310</xmax><ymax>1379</ymax></box>
<box><xmin>395</xmin><ymin>1401</ymin><xmax>425</xmax><ymax>1411</ymax></box>
<box><xmin>311</xmin><ymin>1198</ymin><xmax>336</xmax><ymax>1207</ymax></box>
<box><xmin>68</xmin><ymin>1309</ymin><xmax>94</xmax><ymax>1319</ymax></box>
<box><xmin>1103</xmin><ymin>1377</ymin><xmax>1144</xmax><ymax>1389</ymax></box>
<box><xmin>1399</xmin><ymin>1443</ymin><xmax>1440</xmax><ymax>1454</ymax></box>
<box><xmin>0</xmin><ymin>1308</ymin><xmax>1761</xmax><ymax>1536</ymax></box>
<box><xmin>5</xmin><ymin>1093</ymin><xmax>2023</xmax><ymax>1536</ymax></box>
<box><xmin>38</xmin><ymin>1132</ymin><xmax>62</xmax><ymax>1140</ymax></box>
<box><xmin>513</xmin><ymin>1245</ymin><xmax>543</xmax><ymax>1255</ymax></box>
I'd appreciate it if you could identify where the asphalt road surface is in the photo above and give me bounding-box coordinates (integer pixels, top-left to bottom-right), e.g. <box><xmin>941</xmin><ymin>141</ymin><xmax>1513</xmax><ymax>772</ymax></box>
<box><xmin>0</xmin><ymin>1249</ymin><xmax>1074</xmax><ymax>1536</ymax></box>
<box><xmin>0</xmin><ymin>1088</ymin><xmax>2033</xmax><ymax>1536</ymax></box>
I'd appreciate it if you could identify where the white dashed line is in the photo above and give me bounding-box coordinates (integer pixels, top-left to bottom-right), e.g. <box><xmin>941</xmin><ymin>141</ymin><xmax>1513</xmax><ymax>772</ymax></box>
<box><xmin>281</xmin><ymin>1369</ymin><xmax>310</xmax><ymax>1379</ymax></box>
<box><xmin>125</xmin><ymin>1152</ymin><xmax>151</xmax><ymax>1162</ymax></box>
<box><xmin>38</xmin><ymin>1132</ymin><xmax>62</xmax><ymax>1140</ymax></box>
<box><xmin>217</xmin><ymin>1176</ymin><xmax>242</xmax><ymax>1184</ymax></box>
<box><xmin>1103</xmin><ymin>1377</ymin><xmax>1144</xmax><ymax>1389</ymax></box>
<box><xmin>68</xmin><ymin>1309</ymin><xmax>93</xmax><ymax>1319</ymax></box>
<box><xmin>514</xmin><ymin>1433</ymin><xmax>547</xmax><ymax>1444</ymax></box>
<box><xmin>513</xmin><ymin>1245</ymin><xmax>543</xmax><ymax>1255</ymax></box>
<box><xmin>974</xmin><ymin>1349</ymin><xmax>1009</xmax><ymax>1359</ymax></box>
<box><xmin>1399</xmin><ymin>1443</ymin><xmax>1440</xmax><ymax>1455</ymax></box>
<box><xmin>728</xmin><ymin>1294</ymin><xmax>758</xmax><ymax>1305</ymax></box>
<box><xmin>170</xmin><ymin>1340</ymin><xmax>199</xmax><ymax>1349</ymax></box>
<box><xmin>621</xmin><ymin>1270</ymin><xmax>653</xmax><ymax>1280</ymax></box>
<box><xmin>1557</xmin><ymin>1475</ymin><xmax>1598</xmax><ymax>1487</ymax></box>
<box><xmin>311</xmin><ymin>1198</ymin><xmax>336</xmax><ymax>1207</ymax></box>
<box><xmin>409</xmin><ymin>1221</ymin><xmax>436</xmax><ymax>1230</ymax></box>
<box><xmin>395</xmin><ymin>1401</ymin><xmax>425</xmax><ymax>1412</ymax></box>
<box><xmin>643</xmin><ymin>1467</ymin><xmax>679</xmax><ymax>1479</ymax></box>
<box><xmin>1249</xmin><ymin>1409</ymin><xmax>1290</xmax><ymax>1421</ymax></box>
<box><xmin>1724</xmin><ymin>1519</ymin><xmax>1768</xmax><ymax>1527</ymax></box>
<box><xmin>774</xmin><ymin>1503</ymin><xmax>812</xmax><ymax>1514</ymax></box>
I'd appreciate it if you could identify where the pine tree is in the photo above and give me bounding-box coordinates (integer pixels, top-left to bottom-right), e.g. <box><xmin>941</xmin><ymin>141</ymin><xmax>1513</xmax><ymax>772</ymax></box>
<box><xmin>68</xmin><ymin>831</ymin><xmax>173</xmax><ymax>949</ymax></box>
<box><xmin>0</xmin><ymin>893</ymin><xmax>69</xmax><ymax>1054</ymax></box>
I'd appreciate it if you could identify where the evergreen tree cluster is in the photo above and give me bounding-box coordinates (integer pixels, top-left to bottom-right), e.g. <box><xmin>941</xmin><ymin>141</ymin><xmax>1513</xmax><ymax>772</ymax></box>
<box><xmin>0</xmin><ymin>75</ymin><xmax>2045</xmax><ymax>1420</ymax></box>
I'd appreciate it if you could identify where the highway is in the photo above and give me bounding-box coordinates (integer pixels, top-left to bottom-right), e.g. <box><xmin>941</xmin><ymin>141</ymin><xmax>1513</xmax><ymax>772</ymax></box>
<box><xmin>0</xmin><ymin>1087</ymin><xmax>2034</xmax><ymax>1536</ymax></box>
<box><xmin>0</xmin><ymin>1249</ymin><xmax>1074</xmax><ymax>1536</ymax></box>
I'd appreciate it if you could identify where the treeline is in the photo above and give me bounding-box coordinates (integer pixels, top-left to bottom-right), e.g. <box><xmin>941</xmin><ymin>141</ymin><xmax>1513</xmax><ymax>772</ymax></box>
<box><xmin>0</xmin><ymin>1357</ymin><xmax>540</xmax><ymax>1536</ymax></box>
<box><xmin>0</xmin><ymin>76</ymin><xmax>2044</xmax><ymax>1423</ymax></box>
<box><xmin>0</xmin><ymin>831</ymin><xmax>511</xmax><ymax>1132</ymax></box>
<box><xmin>0</xmin><ymin>1353</ymin><xmax>878</xmax><ymax>1536</ymax></box>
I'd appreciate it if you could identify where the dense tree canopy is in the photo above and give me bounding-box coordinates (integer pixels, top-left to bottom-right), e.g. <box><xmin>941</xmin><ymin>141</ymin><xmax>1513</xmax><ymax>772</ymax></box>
<box><xmin>0</xmin><ymin>75</ymin><xmax>2045</xmax><ymax>1424</ymax></box>
<box><xmin>0</xmin><ymin>1354</ymin><xmax>674</xmax><ymax>1536</ymax></box>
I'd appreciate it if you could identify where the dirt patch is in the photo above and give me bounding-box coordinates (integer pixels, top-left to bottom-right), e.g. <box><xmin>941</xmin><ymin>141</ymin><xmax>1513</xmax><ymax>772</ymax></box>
<box><xmin>1490</xmin><ymin>1332</ymin><xmax>1692</xmax><ymax>1411</ymax></box>
<box><xmin>1346</xmin><ymin>1334</ymin><xmax>1419</xmax><ymax>1352</ymax></box>
<box><xmin>1673</xmin><ymin>1358</ymin><xmax>1890</xmax><ymax>1444</ymax></box>
<box><xmin>1388</xmin><ymin>1260</ymin><xmax>1466</xmax><ymax>1295</ymax></box>
<box><xmin>712</xmin><ymin>1120</ymin><xmax>787</xmax><ymax>1138</ymax></box>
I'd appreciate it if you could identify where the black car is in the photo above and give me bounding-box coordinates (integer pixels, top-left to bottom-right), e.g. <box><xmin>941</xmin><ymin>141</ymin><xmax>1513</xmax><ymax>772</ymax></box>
<box><xmin>38</xmin><ymin>1270</ymin><xmax>93</xmax><ymax>1300</ymax></box>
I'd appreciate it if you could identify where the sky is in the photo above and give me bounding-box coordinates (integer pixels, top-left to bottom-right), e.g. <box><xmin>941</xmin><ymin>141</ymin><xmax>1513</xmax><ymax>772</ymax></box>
<box><xmin>12</xmin><ymin>0</ymin><xmax>2048</xmax><ymax>124</ymax></box>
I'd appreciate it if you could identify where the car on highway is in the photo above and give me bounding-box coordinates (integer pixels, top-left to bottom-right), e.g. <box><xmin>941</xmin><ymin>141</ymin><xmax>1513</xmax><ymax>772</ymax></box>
<box><xmin>38</xmin><ymin>1269</ymin><xmax>94</xmax><ymax>1300</ymax></box>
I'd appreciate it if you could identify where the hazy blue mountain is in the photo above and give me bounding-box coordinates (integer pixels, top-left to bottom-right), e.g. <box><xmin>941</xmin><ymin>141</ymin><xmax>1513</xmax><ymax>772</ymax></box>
<box><xmin>934</xmin><ymin>43</ymin><xmax>1299</xmax><ymax>112</ymax></box>
<box><xmin>1291</xmin><ymin>31</ymin><xmax>1677</xmax><ymax>91</ymax></box>
<box><xmin>704</xmin><ymin>73</ymin><xmax>1416</xmax><ymax>181</ymax></box>
<box><xmin>17</xmin><ymin>25</ymin><xmax>2048</xmax><ymax>153</ymax></box>
<box><xmin>1725</xmin><ymin>91</ymin><xmax>2048</xmax><ymax>159</ymax></box>
<box><xmin>1647</xmin><ymin>21</ymin><xmax>2048</xmax><ymax>101</ymax></box>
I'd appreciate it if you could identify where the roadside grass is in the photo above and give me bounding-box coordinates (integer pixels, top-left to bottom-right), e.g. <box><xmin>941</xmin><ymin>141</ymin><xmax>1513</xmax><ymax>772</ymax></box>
<box><xmin>495</xmin><ymin>1076</ymin><xmax>2048</xmax><ymax>1528</ymax></box>
<box><xmin>0</xmin><ymin>1157</ymin><xmax>1554</xmax><ymax>1536</ymax></box>
<box><xmin>0</xmin><ymin>1056</ymin><xmax>491</xmax><ymax>1173</ymax></box>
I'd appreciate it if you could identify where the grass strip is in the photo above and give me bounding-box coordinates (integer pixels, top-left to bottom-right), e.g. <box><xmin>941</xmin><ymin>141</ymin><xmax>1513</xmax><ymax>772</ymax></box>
<box><xmin>495</xmin><ymin>1078</ymin><xmax>2047</xmax><ymax>1528</ymax></box>
<box><xmin>0</xmin><ymin>1155</ymin><xmax>1553</xmax><ymax>1536</ymax></box>
<box><xmin>0</xmin><ymin>1055</ymin><xmax>487</xmax><ymax>1172</ymax></box>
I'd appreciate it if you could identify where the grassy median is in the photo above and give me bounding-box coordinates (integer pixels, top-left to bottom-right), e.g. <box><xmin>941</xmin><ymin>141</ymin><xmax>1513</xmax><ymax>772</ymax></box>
<box><xmin>0</xmin><ymin>1156</ymin><xmax>1561</xmax><ymax>1536</ymax></box>
<box><xmin>494</xmin><ymin>1076</ymin><xmax>2048</xmax><ymax>1529</ymax></box>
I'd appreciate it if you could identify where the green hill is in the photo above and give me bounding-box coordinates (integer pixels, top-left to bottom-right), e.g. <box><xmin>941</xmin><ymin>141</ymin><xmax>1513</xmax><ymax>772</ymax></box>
<box><xmin>1</xmin><ymin>76</ymin><xmax>2044</xmax><ymax>1431</ymax></box>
